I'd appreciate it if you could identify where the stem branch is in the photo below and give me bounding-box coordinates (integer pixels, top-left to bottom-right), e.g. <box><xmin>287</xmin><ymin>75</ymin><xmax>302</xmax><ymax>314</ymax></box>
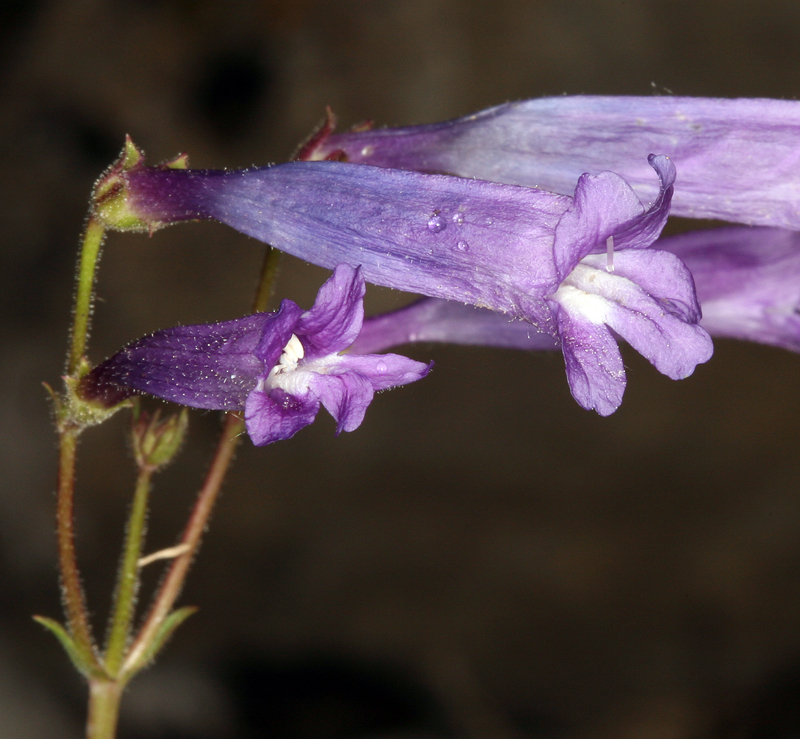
<box><xmin>57</xmin><ymin>427</ymin><xmax>100</xmax><ymax>671</ymax></box>
<box><xmin>122</xmin><ymin>412</ymin><xmax>243</xmax><ymax>672</ymax></box>
<box><xmin>104</xmin><ymin>467</ymin><xmax>153</xmax><ymax>675</ymax></box>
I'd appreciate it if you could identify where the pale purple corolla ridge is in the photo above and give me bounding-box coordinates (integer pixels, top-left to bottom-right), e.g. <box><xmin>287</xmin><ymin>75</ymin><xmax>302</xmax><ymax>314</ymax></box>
<box><xmin>311</xmin><ymin>96</ymin><xmax>800</xmax><ymax>230</ymax></box>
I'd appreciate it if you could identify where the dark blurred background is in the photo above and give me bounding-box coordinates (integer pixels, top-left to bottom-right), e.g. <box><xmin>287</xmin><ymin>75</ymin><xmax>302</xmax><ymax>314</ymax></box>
<box><xmin>4</xmin><ymin>1</ymin><xmax>800</xmax><ymax>737</ymax></box>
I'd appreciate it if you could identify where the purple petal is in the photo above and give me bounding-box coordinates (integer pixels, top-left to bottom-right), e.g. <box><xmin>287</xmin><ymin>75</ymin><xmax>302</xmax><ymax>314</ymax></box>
<box><xmin>334</xmin><ymin>352</ymin><xmax>432</xmax><ymax>391</ymax></box>
<box><xmin>553</xmin><ymin>303</ymin><xmax>626</xmax><ymax>416</ymax></box>
<box><xmin>315</xmin><ymin>96</ymin><xmax>800</xmax><ymax>229</ymax></box>
<box><xmin>244</xmin><ymin>387</ymin><xmax>320</xmax><ymax>445</ymax></box>
<box><xmin>252</xmin><ymin>300</ymin><xmax>305</xmax><ymax>366</ymax></box>
<box><xmin>552</xmin><ymin>170</ymin><xmax>645</xmax><ymax>280</ymax></box>
<box><xmin>557</xmin><ymin>254</ymin><xmax>713</xmax><ymax>380</ymax></box>
<box><xmin>552</xmin><ymin>155</ymin><xmax>674</xmax><ymax>280</ymax></box>
<box><xmin>595</xmin><ymin>247</ymin><xmax>702</xmax><ymax>323</ymax></box>
<box><xmin>296</xmin><ymin>264</ymin><xmax>365</xmax><ymax>358</ymax></box>
<box><xmin>307</xmin><ymin>371</ymin><xmax>375</xmax><ymax>434</ymax></box>
<box><xmin>609</xmin><ymin>155</ymin><xmax>676</xmax><ymax>250</ymax></box>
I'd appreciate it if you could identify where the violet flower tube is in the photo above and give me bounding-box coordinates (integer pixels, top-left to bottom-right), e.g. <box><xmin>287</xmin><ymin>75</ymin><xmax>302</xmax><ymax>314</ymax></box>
<box><xmin>119</xmin><ymin>155</ymin><xmax>711</xmax><ymax>415</ymax></box>
<box><xmin>311</xmin><ymin>96</ymin><xmax>800</xmax><ymax>230</ymax></box>
<box><xmin>84</xmin><ymin>265</ymin><xmax>431</xmax><ymax>446</ymax></box>
<box><xmin>352</xmin><ymin>226</ymin><xmax>800</xmax><ymax>356</ymax></box>
<box><xmin>124</xmin><ymin>156</ymin><xmax>671</xmax><ymax>324</ymax></box>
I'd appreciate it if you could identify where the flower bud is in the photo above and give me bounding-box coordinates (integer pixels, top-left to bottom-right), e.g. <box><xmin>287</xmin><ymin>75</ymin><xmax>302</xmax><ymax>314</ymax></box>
<box><xmin>131</xmin><ymin>406</ymin><xmax>189</xmax><ymax>472</ymax></box>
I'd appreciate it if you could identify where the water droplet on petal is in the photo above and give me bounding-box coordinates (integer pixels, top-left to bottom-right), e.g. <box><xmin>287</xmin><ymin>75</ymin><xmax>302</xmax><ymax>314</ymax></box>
<box><xmin>361</xmin><ymin>145</ymin><xmax>374</xmax><ymax>157</ymax></box>
<box><xmin>427</xmin><ymin>214</ymin><xmax>446</xmax><ymax>233</ymax></box>
<box><xmin>376</xmin><ymin>361</ymin><xmax>388</xmax><ymax>373</ymax></box>
<box><xmin>451</xmin><ymin>212</ymin><xmax>464</xmax><ymax>225</ymax></box>
<box><xmin>484</xmin><ymin>217</ymin><xmax>493</xmax><ymax>226</ymax></box>
<box><xmin>456</xmin><ymin>240</ymin><xmax>469</xmax><ymax>252</ymax></box>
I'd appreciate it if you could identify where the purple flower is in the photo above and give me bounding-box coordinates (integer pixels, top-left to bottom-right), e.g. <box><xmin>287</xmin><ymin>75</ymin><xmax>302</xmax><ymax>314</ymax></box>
<box><xmin>115</xmin><ymin>152</ymin><xmax>711</xmax><ymax>415</ymax></box>
<box><xmin>352</xmin><ymin>226</ymin><xmax>800</xmax><ymax>405</ymax></box>
<box><xmin>123</xmin><ymin>156</ymin><xmax>670</xmax><ymax>321</ymax></box>
<box><xmin>85</xmin><ymin>265</ymin><xmax>431</xmax><ymax>445</ymax></box>
<box><xmin>311</xmin><ymin>96</ymin><xmax>800</xmax><ymax>230</ymax></box>
<box><xmin>352</xmin><ymin>245</ymin><xmax>713</xmax><ymax>417</ymax></box>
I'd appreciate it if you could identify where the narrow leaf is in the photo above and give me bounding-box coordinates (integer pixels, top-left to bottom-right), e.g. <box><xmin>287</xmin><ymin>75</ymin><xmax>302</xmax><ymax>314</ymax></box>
<box><xmin>33</xmin><ymin>615</ymin><xmax>106</xmax><ymax>679</ymax></box>
<box><xmin>126</xmin><ymin>606</ymin><xmax>198</xmax><ymax>675</ymax></box>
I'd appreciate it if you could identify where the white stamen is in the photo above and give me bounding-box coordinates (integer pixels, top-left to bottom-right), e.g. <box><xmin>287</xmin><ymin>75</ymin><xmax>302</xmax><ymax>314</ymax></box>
<box><xmin>606</xmin><ymin>235</ymin><xmax>615</xmax><ymax>272</ymax></box>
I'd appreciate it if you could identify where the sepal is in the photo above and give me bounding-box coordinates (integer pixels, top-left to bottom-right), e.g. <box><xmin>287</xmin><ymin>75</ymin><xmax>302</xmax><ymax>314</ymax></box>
<box><xmin>55</xmin><ymin>358</ymin><xmax>134</xmax><ymax>432</ymax></box>
<box><xmin>92</xmin><ymin>136</ymin><xmax>190</xmax><ymax>232</ymax></box>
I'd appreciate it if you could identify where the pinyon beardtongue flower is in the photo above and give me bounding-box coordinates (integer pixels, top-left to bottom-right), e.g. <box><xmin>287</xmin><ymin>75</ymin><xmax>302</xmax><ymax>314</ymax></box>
<box><xmin>310</xmin><ymin>96</ymin><xmax>800</xmax><ymax>230</ymax></box>
<box><xmin>104</xmin><ymin>147</ymin><xmax>711</xmax><ymax>414</ymax></box>
<box><xmin>84</xmin><ymin>265</ymin><xmax>431</xmax><ymax>445</ymax></box>
<box><xmin>119</xmin><ymin>152</ymin><xmax>678</xmax><ymax>320</ymax></box>
<box><xmin>348</xmin><ymin>237</ymin><xmax>714</xmax><ymax>416</ymax></box>
<box><xmin>352</xmin><ymin>225</ymin><xmax>800</xmax><ymax>363</ymax></box>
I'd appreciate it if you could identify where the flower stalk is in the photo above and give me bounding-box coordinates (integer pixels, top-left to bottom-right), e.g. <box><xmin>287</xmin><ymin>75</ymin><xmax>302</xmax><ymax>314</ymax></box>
<box><xmin>69</xmin><ymin>217</ymin><xmax>106</xmax><ymax>376</ymax></box>
<box><xmin>123</xmin><ymin>410</ymin><xmax>244</xmax><ymax>672</ymax></box>
<box><xmin>49</xmin><ymin>213</ymin><xmax>116</xmax><ymax>681</ymax></box>
<box><xmin>56</xmin><ymin>426</ymin><xmax>102</xmax><ymax>675</ymax></box>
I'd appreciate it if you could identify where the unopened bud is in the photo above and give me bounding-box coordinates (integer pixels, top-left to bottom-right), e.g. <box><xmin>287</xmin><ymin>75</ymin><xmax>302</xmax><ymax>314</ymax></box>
<box><xmin>131</xmin><ymin>406</ymin><xmax>189</xmax><ymax>472</ymax></box>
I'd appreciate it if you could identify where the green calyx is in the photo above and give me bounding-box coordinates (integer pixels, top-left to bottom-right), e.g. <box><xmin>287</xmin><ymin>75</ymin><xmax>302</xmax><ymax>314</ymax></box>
<box><xmin>49</xmin><ymin>359</ymin><xmax>133</xmax><ymax>433</ymax></box>
<box><xmin>92</xmin><ymin>136</ymin><xmax>188</xmax><ymax>232</ymax></box>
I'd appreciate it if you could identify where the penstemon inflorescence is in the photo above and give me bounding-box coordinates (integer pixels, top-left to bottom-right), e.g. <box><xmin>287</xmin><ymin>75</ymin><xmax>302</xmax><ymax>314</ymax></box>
<box><xmin>40</xmin><ymin>96</ymin><xmax>800</xmax><ymax>738</ymax></box>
